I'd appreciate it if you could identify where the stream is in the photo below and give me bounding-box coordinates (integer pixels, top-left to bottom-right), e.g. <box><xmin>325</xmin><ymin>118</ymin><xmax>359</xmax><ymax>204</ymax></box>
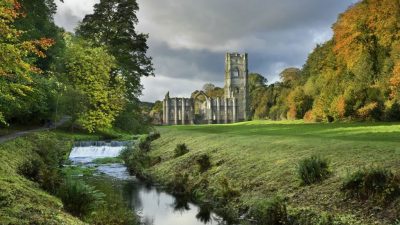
<box><xmin>69</xmin><ymin>142</ymin><xmax>226</xmax><ymax>225</ymax></box>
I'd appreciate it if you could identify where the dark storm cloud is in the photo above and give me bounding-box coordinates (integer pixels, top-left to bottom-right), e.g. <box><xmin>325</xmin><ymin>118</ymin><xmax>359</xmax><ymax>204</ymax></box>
<box><xmin>55</xmin><ymin>0</ymin><xmax>357</xmax><ymax>102</ymax></box>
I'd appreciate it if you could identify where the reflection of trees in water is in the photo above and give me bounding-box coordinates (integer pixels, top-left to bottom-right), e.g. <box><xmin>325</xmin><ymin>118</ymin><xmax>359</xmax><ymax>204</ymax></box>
<box><xmin>122</xmin><ymin>180</ymin><xmax>143</xmax><ymax>209</ymax></box>
<box><xmin>171</xmin><ymin>195</ymin><xmax>190</xmax><ymax>212</ymax></box>
<box><xmin>196</xmin><ymin>205</ymin><xmax>212</xmax><ymax>223</ymax></box>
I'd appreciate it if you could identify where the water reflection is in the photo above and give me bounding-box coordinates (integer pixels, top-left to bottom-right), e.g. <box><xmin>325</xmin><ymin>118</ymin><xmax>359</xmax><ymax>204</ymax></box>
<box><xmin>72</xmin><ymin>160</ymin><xmax>225</xmax><ymax>225</ymax></box>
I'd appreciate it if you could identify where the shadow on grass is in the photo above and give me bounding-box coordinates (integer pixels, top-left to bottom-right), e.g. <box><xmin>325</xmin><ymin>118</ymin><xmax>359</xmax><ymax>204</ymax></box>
<box><xmin>161</xmin><ymin>122</ymin><xmax>400</xmax><ymax>143</ymax></box>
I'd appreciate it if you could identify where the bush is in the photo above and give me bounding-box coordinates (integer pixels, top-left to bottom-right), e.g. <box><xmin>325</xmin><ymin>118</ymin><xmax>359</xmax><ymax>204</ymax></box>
<box><xmin>17</xmin><ymin>133</ymin><xmax>68</xmax><ymax>193</ymax></box>
<box><xmin>114</xmin><ymin>103</ymin><xmax>152</xmax><ymax>134</ymax></box>
<box><xmin>18</xmin><ymin>158</ymin><xmax>44</xmax><ymax>182</ymax></box>
<box><xmin>147</xmin><ymin>132</ymin><xmax>161</xmax><ymax>142</ymax></box>
<box><xmin>341</xmin><ymin>167</ymin><xmax>400</xmax><ymax>201</ymax></box>
<box><xmin>120</xmin><ymin>145</ymin><xmax>151</xmax><ymax>179</ymax></box>
<box><xmin>137</xmin><ymin>136</ymin><xmax>151</xmax><ymax>152</ymax></box>
<box><xmin>174</xmin><ymin>144</ymin><xmax>189</xmax><ymax>158</ymax></box>
<box><xmin>197</xmin><ymin>154</ymin><xmax>212</xmax><ymax>173</ymax></box>
<box><xmin>298</xmin><ymin>155</ymin><xmax>331</xmax><ymax>185</ymax></box>
<box><xmin>57</xmin><ymin>178</ymin><xmax>104</xmax><ymax>218</ymax></box>
<box><xmin>250</xmin><ymin>196</ymin><xmax>288</xmax><ymax>225</ymax></box>
<box><xmin>216</xmin><ymin>177</ymin><xmax>240</xmax><ymax>203</ymax></box>
<box><xmin>169</xmin><ymin>172</ymin><xmax>191</xmax><ymax>197</ymax></box>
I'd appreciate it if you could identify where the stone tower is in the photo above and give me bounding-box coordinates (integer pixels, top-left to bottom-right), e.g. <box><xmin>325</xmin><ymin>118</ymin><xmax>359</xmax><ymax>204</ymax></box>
<box><xmin>224</xmin><ymin>53</ymin><xmax>249</xmax><ymax>121</ymax></box>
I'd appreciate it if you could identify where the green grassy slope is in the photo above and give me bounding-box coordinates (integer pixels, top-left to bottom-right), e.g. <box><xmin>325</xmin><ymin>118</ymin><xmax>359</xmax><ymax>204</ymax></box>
<box><xmin>149</xmin><ymin>121</ymin><xmax>400</xmax><ymax>224</ymax></box>
<box><xmin>0</xmin><ymin>132</ymin><xmax>85</xmax><ymax>225</ymax></box>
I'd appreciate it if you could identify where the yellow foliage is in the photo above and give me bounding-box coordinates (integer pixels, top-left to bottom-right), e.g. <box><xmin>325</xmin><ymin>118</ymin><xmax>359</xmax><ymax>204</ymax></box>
<box><xmin>357</xmin><ymin>102</ymin><xmax>378</xmax><ymax>119</ymax></box>
<box><xmin>333</xmin><ymin>0</ymin><xmax>400</xmax><ymax>68</ymax></box>
<box><xmin>390</xmin><ymin>67</ymin><xmax>400</xmax><ymax>99</ymax></box>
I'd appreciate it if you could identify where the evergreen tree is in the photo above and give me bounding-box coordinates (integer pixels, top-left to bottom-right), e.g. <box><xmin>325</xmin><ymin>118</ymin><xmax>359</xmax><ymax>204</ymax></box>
<box><xmin>76</xmin><ymin>0</ymin><xmax>154</xmax><ymax>102</ymax></box>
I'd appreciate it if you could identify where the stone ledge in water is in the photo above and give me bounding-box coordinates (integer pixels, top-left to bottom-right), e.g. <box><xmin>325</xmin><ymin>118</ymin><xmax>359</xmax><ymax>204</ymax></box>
<box><xmin>73</xmin><ymin>140</ymin><xmax>134</xmax><ymax>147</ymax></box>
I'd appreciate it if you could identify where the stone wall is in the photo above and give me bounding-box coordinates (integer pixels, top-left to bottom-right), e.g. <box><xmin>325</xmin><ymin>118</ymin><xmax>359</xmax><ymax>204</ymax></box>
<box><xmin>162</xmin><ymin>52</ymin><xmax>248</xmax><ymax>125</ymax></box>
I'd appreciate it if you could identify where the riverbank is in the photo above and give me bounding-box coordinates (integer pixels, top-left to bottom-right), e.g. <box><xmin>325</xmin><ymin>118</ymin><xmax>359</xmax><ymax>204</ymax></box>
<box><xmin>0</xmin><ymin>131</ymin><xmax>84</xmax><ymax>224</ymax></box>
<box><xmin>0</xmin><ymin>128</ymin><xmax>138</xmax><ymax>224</ymax></box>
<box><xmin>147</xmin><ymin>121</ymin><xmax>400</xmax><ymax>225</ymax></box>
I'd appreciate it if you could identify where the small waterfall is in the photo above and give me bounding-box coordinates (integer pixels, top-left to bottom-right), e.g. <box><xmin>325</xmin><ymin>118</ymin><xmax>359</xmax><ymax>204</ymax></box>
<box><xmin>69</xmin><ymin>141</ymin><xmax>133</xmax><ymax>163</ymax></box>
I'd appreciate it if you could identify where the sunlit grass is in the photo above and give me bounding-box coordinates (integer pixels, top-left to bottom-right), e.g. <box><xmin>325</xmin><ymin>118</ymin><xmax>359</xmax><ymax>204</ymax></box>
<box><xmin>150</xmin><ymin>120</ymin><xmax>400</xmax><ymax>224</ymax></box>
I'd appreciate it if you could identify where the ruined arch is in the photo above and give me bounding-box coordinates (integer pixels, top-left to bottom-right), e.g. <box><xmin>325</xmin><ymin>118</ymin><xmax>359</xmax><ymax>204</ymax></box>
<box><xmin>191</xmin><ymin>91</ymin><xmax>210</xmax><ymax>124</ymax></box>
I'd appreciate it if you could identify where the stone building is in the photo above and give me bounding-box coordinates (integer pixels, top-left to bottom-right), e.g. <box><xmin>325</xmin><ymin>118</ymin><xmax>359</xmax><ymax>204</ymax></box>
<box><xmin>162</xmin><ymin>53</ymin><xmax>249</xmax><ymax>125</ymax></box>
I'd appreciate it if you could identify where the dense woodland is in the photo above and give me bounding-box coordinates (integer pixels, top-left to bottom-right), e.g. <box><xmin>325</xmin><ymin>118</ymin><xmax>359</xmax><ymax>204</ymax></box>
<box><xmin>251</xmin><ymin>0</ymin><xmax>400</xmax><ymax>122</ymax></box>
<box><xmin>0</xmin><ymin>0</ymin><xmax>153</xmax><ymax>133</ymax></box>
<box><xmin>175</xmin><ymin>0</ymin><xmax>400</xmax><ymax>123</ymax></box>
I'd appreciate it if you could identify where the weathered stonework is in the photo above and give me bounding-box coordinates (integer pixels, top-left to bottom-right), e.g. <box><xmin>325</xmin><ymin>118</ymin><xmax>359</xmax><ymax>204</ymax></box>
<box><xmin>163</xmin><ymin>53</ymin><xmax>249</xmax><ymax>125</ymax></box>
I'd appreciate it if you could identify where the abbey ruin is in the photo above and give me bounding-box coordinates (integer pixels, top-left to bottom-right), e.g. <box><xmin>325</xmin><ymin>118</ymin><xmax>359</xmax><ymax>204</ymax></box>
<box><xmin>162</xmin><ymin>53</ymin><xmax>249</xmax><ymax>125</ymax></box>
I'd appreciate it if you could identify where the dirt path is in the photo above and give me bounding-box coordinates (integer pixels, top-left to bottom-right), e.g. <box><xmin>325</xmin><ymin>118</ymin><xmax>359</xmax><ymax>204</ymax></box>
<box><xmin>0</xmin><ymin>117</ymin><xmax>70</xmax><ymax>144</ymax></box>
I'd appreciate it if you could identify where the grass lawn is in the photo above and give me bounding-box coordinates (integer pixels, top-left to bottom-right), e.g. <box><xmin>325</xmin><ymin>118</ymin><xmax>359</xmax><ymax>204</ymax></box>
<box><xmin>0</xmin><ymin>132</ymin><xmax>85</xmax><ymax>224</ymax></box>
<box><xmin>149</xmin><ymin>120</ymin><xmax>400</xmax><ymax>224</ymax></box>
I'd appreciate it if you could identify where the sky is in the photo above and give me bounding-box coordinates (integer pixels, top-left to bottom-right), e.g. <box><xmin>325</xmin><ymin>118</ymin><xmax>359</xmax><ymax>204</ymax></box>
<box><xmin>54</xmin><ymin>0</ymin><xmax>357</xmax><ymax>102</ymax></box>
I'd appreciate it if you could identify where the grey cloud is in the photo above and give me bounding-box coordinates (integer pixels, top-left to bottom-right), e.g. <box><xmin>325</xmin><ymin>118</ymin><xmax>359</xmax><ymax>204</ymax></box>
<box><xmin>54</xmin><ymin>0</ymin><xmax>356</xmax><ymax>102</ymax></box>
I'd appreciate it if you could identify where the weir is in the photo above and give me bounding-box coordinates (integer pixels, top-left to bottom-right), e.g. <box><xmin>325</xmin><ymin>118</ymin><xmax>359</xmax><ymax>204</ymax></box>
<box><xmin>69</xmin><ymin>141</ymin><xmax>133</xmax><ymax>163</ymax></box>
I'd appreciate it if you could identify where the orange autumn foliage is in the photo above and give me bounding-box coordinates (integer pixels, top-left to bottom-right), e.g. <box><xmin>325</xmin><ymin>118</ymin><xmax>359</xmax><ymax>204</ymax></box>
<box><xmin>0</xmin><ymin>0</ymin><xmax>54</xmax><ymax>77</ymax></box>
<box><xmin>336</xmin><ymin>96</ymin><xmax>346</xmax><ymax>119</ymax></box>
<box><xmin>390</xmin><ymin>62</ymin><xmax>400</xmax><ymax>99</ymax></box>
<box><xmin>333</xmin><ymin>0</ymin><xmax>400</xmax><ymax>68</ymax></box>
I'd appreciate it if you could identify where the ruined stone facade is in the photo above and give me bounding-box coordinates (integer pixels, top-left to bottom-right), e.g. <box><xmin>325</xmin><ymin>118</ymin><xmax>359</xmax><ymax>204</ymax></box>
<box><xmin>162</xmin><ymin>53</ymin><xmax>249</xmax><ymax>125</ymax></box>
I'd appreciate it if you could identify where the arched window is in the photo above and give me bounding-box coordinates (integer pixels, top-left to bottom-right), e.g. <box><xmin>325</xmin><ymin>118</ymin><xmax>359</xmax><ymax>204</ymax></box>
<box><xmin>232</xmin><ymin>68</ymin><xmax>239</xmax><ymax>77</ymax></box>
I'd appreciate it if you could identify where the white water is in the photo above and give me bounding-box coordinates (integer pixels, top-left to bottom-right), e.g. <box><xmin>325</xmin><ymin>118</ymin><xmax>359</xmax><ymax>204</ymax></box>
<box><xmin>69</xmin><ymin>145</ymin><xmax>126</xmax><ymax>163</ymax></box>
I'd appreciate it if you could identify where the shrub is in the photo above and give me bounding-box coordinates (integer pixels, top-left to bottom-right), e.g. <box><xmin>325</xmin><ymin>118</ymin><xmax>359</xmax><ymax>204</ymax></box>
<box><xmin>137</xmin><ymin>136</ymin><xmax>151</xmax><ymax>152</ymax></box>
<box><xmin>120</xmin><ymin>145</ymin><xmax>151</xmax><ymax>179</ymax></box>
<box><xmin>250</xmin><ymin>196</ymin><xmax>288</xmax><ymax>225</ymax></box>
<box><xmin>303</xmin><ymin>110</ymin><xmax>315</xmax><ymax>123</ymax></box>
<box><xmin>84</xmin><ymin>177</ymin><xmax>139</xmax><ymax>225</ymax></box>
<box><xmin>216</xmin><ymin>177</ymin><xmax>240</xmax><ymax>203</ymax></box>
<box><xmin>147</xmin><ymin>132</ymin><xmax>161</xmax><ymax>142</ymax></box>
<box><xmin>341</xmin><ymin>167</ymin><xmax>400</xmax><ymax>201</ymax></box>
<box><xmin>57</xmin><ymin>178</ymin><xmax>104</xmax><ymax>218</ymax></box>
<box><xmin>17</xmin><ymin>133</ymin><xmax>67</xmax><ymax>193</ymax></box>
<box><xmin>18</xmin><ymin>158</ymin><xmax>44</xmax><ymax>182</ymax></box>
<box><xmin>174</xmin><ymin>143</ymin><xmax>189</xmax><ymax>158</ymax></box>
<box><xmin>169</xmin><ymin>172</ymin><xmax>191</xmax><ymax>197</ymax></box>
<box><xmin>197</xmin><ymin>154</ymin><xmax>212</xmax><ymax>173</ymax></box>
<box><xmin>298</xmin><ymin>155</ymin><xmax>331</xmax><ymax>185</ymax></box>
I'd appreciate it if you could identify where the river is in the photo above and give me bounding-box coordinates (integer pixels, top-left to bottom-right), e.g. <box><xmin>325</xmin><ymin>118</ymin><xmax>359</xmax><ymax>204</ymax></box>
<box><xmin>69</xmin><ymin>142</ymin><xmax>226</xmax><ymax>225</ymax></box>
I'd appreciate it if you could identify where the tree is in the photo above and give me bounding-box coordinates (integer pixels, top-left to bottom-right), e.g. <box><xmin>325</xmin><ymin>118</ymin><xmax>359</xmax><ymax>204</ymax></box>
<box><xmin>14</xmin><ymin>0</ymin><xmax>65</xmax><ymax>72</ymax></box>
<box><xmin>202</xmin><ymin>83</ymin><xmax>224</xmax><ymax>98</ymax></box>
<box><xmin>202</xmin><ymin>83</ymin><xmax>216</xmax><ymax>94</ymax></box>
<box><xmin>248</xmin><ymin>73</ymin><xmax>268</xmax><ymax>119</ymax></box>
<box><xmin>279</xmin><ymin>68</ymin><xmax>301</xmax><ymax>87</ymax></box>
<box><xmin>0</xmin><ymin>0</ymin><xmax>54</xmax><ymax>125</ymax></box>
<box><xmin>62</xmin><ymin>37</ymin><xmax>125</xmax><ymax>132</ymax></box>
<box><xmin>76</xmin><ymin>0</ymin><xmax>154</xmax><ymax>102</ymax></box>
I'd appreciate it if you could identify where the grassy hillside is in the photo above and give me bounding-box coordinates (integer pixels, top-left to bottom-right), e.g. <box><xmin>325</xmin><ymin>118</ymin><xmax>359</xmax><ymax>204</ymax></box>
<box><xmin>0</xmin><ymin>132</ymin><xmax>85</xmax><ymax>225</ymax></box>
<box><xmin>149</xmin><ymin>121</ymin><xmax>400</xmax><ymax>224</ymax></box>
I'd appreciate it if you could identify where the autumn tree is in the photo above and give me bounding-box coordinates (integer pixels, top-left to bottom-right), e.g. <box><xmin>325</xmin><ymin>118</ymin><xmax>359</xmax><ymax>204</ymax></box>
<box><xmin>0</xmin><ymin>0</ymin><xmax>54</xmax><ymax>125</ymax></box>
<box><xmin>14</xmin><ymin>0</ymin><xmax>65</xmax><ymax>71</ymax></box>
